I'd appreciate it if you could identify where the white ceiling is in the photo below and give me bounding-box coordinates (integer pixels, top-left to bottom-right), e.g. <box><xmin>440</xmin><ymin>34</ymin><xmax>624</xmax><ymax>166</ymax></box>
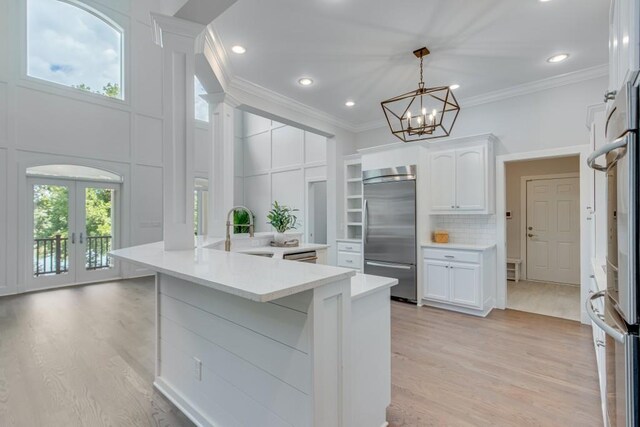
<box><xmin>212</xmin><ymin>0</ymin><xmax>608</xmax><ymax>127</ymax></box>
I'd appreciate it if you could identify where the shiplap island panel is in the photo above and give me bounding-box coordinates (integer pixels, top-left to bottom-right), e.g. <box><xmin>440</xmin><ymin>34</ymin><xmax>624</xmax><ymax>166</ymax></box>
<box><xmin>111</xmin><ymin>240</ymin><xmax>396</xmax><ymax>427</ymax></box>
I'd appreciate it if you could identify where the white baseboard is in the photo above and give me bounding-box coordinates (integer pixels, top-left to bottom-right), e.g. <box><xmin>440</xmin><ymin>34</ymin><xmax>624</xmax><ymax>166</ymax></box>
<box><xmin>421</xmin><ymin>299</ymin><xmax>493</xmax><ymax>317</ymax></box>
<box><xmin>154</xmin><ymin>377</ymin><xmax>213</xmax><ymax>427</ymax></box>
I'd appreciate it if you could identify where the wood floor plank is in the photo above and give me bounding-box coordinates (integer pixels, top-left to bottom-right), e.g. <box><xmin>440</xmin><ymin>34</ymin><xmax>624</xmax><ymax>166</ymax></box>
<box><xmin>0</xmin><ymin>279</ymin><xmax>601</xmax><ymax>427</ymax></box>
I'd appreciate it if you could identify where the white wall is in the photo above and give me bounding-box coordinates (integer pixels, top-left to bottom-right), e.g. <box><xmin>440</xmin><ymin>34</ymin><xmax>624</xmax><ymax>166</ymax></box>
<box><xmin>355</xmin><ymin>76</ymin><xmax>607</xmax><ymax>156</ymax></box>
<box><xmin>505</xmin><ymin>155</ymin><xmax>580</xmax><ymax>259</ymax></box>
<box><xmin>0</xmin><ymin>0</ymin><xmax>211</xmax><ymax>295</ymax></box>
<box><xmin>240</xmin><ymin>111</ymin><xmax>327</xmax><ymax>235</ymax></box>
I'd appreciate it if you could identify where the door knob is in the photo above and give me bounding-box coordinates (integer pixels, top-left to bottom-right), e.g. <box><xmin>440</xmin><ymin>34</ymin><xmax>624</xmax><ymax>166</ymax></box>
<box><xmin>528</xmin><ymin>233</ymin><xmax>536</xmax><ymax>238</ymax></box>
<box><xmin>528</xmin><ymin>226</ymin><xmax>533</xmax><ymax>230</ymax></box>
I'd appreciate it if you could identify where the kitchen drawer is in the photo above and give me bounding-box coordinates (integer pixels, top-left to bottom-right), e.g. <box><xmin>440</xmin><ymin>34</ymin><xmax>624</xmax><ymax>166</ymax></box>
<box><xmin>337</xmin><ymin>241</ymin><xmax>362</xmax><ymax>253</ymax></box>
<box><xmin>423</xmin><ymin>248</ymin><xmax>480</xmax><ymax>264</ymax></box>
<box><xmin>338</xmin><ymin>251</ymin><xmax>361</xmax><ymax>269</ymax></box>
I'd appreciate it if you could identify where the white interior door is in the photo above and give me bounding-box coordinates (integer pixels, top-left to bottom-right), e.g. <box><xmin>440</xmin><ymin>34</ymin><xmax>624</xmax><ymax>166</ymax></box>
<box><xmin>27</xmin><ymin>178</ymin><xmax>119</xmax><ymax>291</ymax></box>
<box><xmin>526</xmin><ymin>177</ymin><xmax>580</xmax><ymax>284</ymax></box>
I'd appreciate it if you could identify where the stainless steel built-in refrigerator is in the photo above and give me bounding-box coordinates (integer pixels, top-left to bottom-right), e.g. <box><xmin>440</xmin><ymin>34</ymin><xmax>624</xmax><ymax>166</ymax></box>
<box><xmin>587</xmin><ymin>71</ymin><xmax>639</xmax><ymax>427</ymax></box>
<box><xmin>363</xmin><ymin>166</ymin><xmax>417</xmax><ymax>302</ymax></box>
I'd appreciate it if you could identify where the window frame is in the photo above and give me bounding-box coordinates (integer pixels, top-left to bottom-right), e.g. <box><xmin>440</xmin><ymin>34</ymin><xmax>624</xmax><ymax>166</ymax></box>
<box><xmin>21</xmin><ymin>0</ymin><xmax>129</xmax><ymax>105</ymax></box>
<box><xmin>194</xmin><ymin>75</ymin><xmax>210</xmax><ymax>123</ymax></box>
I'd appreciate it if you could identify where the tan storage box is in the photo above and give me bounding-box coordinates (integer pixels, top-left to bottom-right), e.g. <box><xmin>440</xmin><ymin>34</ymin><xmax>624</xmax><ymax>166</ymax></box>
<box><xmin>433</xmin><ymin>230</ymin><xmax>449</xmax><ymax>244</ymax></box>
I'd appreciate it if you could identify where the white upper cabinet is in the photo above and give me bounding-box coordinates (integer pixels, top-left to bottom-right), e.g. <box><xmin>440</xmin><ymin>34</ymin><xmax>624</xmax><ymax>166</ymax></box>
<box><xmin>455</xmin><ymin>147</ymin><xmax>486</xmax><ymax>211</ymax></box>
<box><xmin>609</xmin><ymin>0</ymin><xmax>640</xmax><ymax>93</ymax></box>
<box><xmin>428</xmin><ymin>136</ymin><xmax>495</xmax><ymax>214</ymax></box>
<box><xmin>429</xmin><ymin>151</ymin><xmax>456</xmax><ymax>211</ymax></box>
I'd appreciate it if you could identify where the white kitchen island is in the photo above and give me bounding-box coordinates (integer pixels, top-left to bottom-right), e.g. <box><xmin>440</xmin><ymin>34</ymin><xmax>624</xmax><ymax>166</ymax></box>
<box><xmin>111</xmin><ymin>240</ymin><xmax>396</xmax><ymax>427</ymax></box>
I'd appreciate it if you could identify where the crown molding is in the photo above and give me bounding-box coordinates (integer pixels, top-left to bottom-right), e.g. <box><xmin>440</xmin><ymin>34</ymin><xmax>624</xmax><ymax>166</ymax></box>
<box><xmin>227</xmin><ymin>76</ymin><xmax>359</xmax><ymax>133</ymax></box>
<box><xmin>461</xmin><ymin>63</ymin><xmax>608</xmax><ymax>108</ymax></box>
<box><xmin>151</xmin><ymin>13</ymin><xmax>204</xmax><ymax>47</ymax></box>
<box><xmin>201</xmin><ymin>91</ymin><xmax>240</xmax><ymax>108</ymax></box>
<box><xmin>196</xmin><ymin>25</ymin><xmax>233</xmax><ymax>92</ymax></box>
<box><xmin>357</xmin><ymin>133</ymin><xmax>498</xmax><ymax>155</ymax></box>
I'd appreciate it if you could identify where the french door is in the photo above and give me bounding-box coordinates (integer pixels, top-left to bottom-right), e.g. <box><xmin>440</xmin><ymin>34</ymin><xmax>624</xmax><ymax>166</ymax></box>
<box><xmin>27</xmin><ymin>178</ymin><xmax>120</xmax><ymax>291</ymax></box>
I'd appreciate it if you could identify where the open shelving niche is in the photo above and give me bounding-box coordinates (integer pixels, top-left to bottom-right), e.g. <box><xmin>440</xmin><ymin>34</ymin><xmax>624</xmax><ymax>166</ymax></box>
<box><xmin>344</xmin><ymin>156</ymin><xmax>363</xmax><ymax>240</ymax></box>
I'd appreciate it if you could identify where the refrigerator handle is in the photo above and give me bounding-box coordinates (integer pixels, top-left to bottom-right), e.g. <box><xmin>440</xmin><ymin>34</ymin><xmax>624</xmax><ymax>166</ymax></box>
<box><xmin>365</xmin><ymin>261</ymin><xmax>411</xmax><ymax>270</ymax></box>
<box><xmin>587</xmin><ymin>134</ymin><xmax>629</xmax><ymax>172</ymax></box>
<box><xmin>363</xmin><ymin>199</ymin><xmax>369</xmax><ymax>243</ymax></box>
<box><xmin>586</xmin><ymin>291</ymin><xmax>625</xmax><ymax>344</ymax></box>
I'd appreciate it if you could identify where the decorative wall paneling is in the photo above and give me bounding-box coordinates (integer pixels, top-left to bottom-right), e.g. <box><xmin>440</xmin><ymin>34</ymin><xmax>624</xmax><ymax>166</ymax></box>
<box><xmin>241</xmin><ymin>112</ymin><xmax>328</xmax><ymax>235</ymax></box>
<box><xmin>0</xmin><ymin>0</ymin><xmax>213</xmax><ymax>293</ymax></box>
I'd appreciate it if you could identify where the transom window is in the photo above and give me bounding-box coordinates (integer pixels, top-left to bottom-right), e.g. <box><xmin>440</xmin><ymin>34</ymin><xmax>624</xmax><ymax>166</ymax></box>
<box><xmin>27</xmin><ymin>0</ymin><xmax>124</xmax><ymax>99</ymax></box>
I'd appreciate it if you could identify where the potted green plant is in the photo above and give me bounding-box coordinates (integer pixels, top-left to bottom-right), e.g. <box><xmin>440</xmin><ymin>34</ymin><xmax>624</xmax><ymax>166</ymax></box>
<box><xmin>267</xmin><ymin>201</ymin><xmax>298</xmax><ymax>244</ymax></box>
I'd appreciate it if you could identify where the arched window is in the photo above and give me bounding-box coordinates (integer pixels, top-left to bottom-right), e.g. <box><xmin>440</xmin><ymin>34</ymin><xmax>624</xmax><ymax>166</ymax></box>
<box><xmin>27</xmin><ymin>0</ymin><xmax>124</xmax><ymax>99</ymax></box>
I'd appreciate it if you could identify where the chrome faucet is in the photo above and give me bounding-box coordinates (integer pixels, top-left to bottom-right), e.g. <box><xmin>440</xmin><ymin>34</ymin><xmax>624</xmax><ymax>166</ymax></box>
<box><xmin>225</xmin><ymin>206</ymin><xmax>255</xmax><ymax>251</ymax></box>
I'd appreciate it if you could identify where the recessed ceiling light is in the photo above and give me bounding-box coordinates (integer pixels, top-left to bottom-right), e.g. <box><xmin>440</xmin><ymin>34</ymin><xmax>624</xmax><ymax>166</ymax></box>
<box><xmin>345</xmin><ymin>100</ymin><xmax>355</xmax><ymax>107</ymax></box>
<box><xmin>231</xmin><ymin>45</ymin><xmax>246</xmax><ymax>54</ymax></box>
<box><xmin>298</xmin><ymin>77</ymin><xmax>314</xmax><ymax>86</ymax></box>
<box><xmin>449</xmin><ymin>84</ymin><xmax>460</xmax><ymax>90</ymax></box>
<box><xmin>539</xmin><ymin>0</ymin><xmax>551</xmax><ymax>2</ymax></box>
<box><xmin>547</xmin><ymin>53</ymin><xmax>569</xmax><ymax>63</ymax></box>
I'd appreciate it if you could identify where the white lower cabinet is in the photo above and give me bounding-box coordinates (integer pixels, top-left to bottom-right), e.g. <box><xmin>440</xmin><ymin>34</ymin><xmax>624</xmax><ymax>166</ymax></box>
<box><xmin>424</xmin><ymin>260</ymin><xmax>450</xmax><ymax>301</ymax></box>
<box><xmin>336</xmin><ymin>239</ymin><xmax>362</xmax><ymax>271</ymax></box>
<box><xmin>422</xmin><ymin>245</ymin><xmax>496</xmax><ymax>316</ymax></box>
<box><xmin>449</xmin><ymin>262</ymin><xmax>481</xmax><ymax>308</ymax></box>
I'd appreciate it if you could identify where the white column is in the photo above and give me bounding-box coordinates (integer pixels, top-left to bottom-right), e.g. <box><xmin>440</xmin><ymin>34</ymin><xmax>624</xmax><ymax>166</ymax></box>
<box><xmin>151</xmin><ymin>14</ymin><xmax>204</xmax><ymax>250</ymax></box>
<box><xmin>203</xmin><ymin>92</ymin><xmax>238</xmax><ymax>237</ymax></box>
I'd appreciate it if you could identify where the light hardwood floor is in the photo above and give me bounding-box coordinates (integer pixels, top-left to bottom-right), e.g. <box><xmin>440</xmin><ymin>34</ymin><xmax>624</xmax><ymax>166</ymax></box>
<box><xmin>0</xmin><ymin>278</ymin><xmax>601</xmax><ymax>426</ymax></box>
<box><xmin>507</xmin><ymin>280</ymin><xmax>581</xmax><ymax>321</ymax></box>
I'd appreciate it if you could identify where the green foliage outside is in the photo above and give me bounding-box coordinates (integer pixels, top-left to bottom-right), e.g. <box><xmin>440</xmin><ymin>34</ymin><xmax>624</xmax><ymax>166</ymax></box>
<box><xmin>85</xmin><ymin>188</ymin><xmax>113</xmax><ymax>237</ymax></box>
<box><xmin>33</xmin><ymin>185</ymin><xmax>69</xmax><ymax>238</ymax></box>
<box><xmin>33</xmin><ymin>185</ymin><xmax>112</xmax><ymax>239</ymax></box>
<box><xmin>72</xmin><ymin>82</ymin><xmax>121</xmax><ymax>98</ymax></box>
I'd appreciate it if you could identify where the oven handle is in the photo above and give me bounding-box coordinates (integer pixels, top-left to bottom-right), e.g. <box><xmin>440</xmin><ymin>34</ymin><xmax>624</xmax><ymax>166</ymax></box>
<box><xmin>587</xmin><ymin>134</ymin><xmax>629</xmax><ymax>172</ymax></box>
<box><xmin>587</xmin><ymin>291</ymin><xmax>625</xmax><ymax>344</ymax></box>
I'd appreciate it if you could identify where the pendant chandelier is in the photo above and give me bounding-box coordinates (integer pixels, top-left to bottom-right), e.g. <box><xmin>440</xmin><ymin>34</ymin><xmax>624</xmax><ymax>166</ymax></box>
<box><xmin>381</xmin><ymin>47</ymin><xmax>460</xmax><ymax>142</ymax></box>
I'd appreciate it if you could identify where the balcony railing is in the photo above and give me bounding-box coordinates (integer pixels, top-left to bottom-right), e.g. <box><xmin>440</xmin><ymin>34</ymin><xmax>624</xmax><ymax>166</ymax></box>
<box><xmin>33</xmin><ymin>234</ymin><xmax>112</xmax><ymax>276</ymax></box>
<box><xmin>86</xmin><ymin>235</ymin><xmax>112</xmax><ymax>270</ymax></box>
<box><xmin>34</xmin><ymin>235</ymin><xmax>69</xmax><ymax>276</ymax></box>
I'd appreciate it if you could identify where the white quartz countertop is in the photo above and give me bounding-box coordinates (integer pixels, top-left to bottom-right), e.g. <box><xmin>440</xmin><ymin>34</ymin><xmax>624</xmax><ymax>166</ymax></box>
<box><xmin>111</xmin><ymin>241</ymin><xmax>354</xmax><ymax>303</ymax></box>
<box><xmin>351</xmin><ymin>273</ymin><xmax>398</xmax><ymax>300</ymax></box>
<box><xmin>421</xmin><ymin>242</ymin><xmax>496</xmax><ymax>251</ymax></box>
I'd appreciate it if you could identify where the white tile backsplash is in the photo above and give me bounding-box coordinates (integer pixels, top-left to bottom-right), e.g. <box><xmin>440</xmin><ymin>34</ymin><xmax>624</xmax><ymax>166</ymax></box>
<box><xmin>431</xmin><ymin>215</ymin><xmax>496</xmax><ymax>245</ymax></box>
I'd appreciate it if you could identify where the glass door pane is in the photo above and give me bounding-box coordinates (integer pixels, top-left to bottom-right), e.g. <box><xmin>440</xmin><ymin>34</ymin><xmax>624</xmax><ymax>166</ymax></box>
<box><xmin>28</xmin><ymin>179</ymin><xmax>76</xmax><ymax>290</ymax></box>
<box><xmin>76</xmin><ymin>183</ymin><xmax>119</xmax><ymax>282</ymax></box>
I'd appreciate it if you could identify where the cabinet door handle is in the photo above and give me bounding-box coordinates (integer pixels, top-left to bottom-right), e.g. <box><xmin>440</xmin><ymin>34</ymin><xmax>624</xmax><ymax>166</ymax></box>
<box><xmin>456</xmin><ymin>205</ymin><xmax>460</xmax><ymax>208</ymax></box>
<box><xmin>451</xmin><ymin>205</ymin><xmax>455</xmax><ymax>209</ymax></box>
<box><xmin>71</xmin><ymin>232</ymin><xmax>75</xmax><ymax>244</ymax></box>
<box><xmin>444</xmin><ymin>255</ymin><xmax>455</xmax><ymax>259</ymax></box>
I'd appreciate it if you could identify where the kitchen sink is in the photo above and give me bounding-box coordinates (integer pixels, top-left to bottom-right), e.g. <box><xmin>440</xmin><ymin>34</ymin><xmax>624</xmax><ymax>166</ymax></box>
<box><xmin>241</xmin><ymin>252</ymin><xmax>274</xmax><ymax>258</ymax></box>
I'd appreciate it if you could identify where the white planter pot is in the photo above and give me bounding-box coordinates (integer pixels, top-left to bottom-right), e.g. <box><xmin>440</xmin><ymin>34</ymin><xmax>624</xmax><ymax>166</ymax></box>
<box><xmin>273</xmin><ymin>232</ymin><xmax>288</xmax><ymax>244</ymax></box>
